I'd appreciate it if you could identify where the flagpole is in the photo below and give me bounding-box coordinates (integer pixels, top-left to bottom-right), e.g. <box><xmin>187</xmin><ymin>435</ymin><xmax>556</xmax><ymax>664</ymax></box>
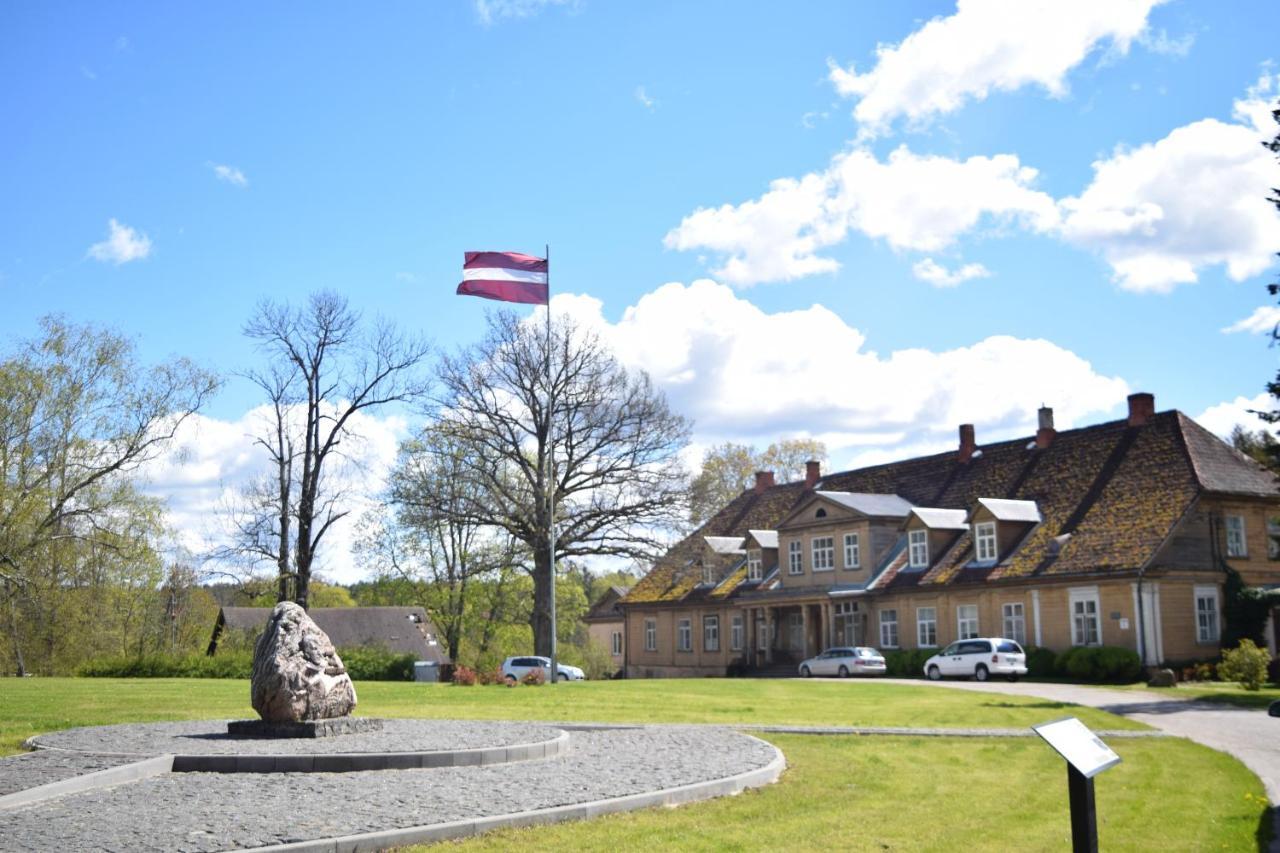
<box><xmin>545</xmin><ymin>242</ymin><xmax>558</xmax><ymax>685</ymax></box>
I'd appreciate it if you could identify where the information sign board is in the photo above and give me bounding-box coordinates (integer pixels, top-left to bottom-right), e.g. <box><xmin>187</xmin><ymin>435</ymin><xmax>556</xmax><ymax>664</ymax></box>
<box><xmin>1033</xmin><ymin>717</ymin><xmax>1121</xmax><ymax>779</ymax></box>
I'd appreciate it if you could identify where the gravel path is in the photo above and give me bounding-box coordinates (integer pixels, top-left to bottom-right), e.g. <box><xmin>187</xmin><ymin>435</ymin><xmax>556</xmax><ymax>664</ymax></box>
<box><xmin>0</xmin><ymin>728</ymin><xmax>778</xmax><ymax>852</ymax></box>
<box><xmin>28</xmin><ymin>719</ymin><xmax>560</xmax><ymax>756</ymax></box>
<box><xmin>0</xmin><ymin>752</ymin><xmax>137</xmax><ymax>797</ymax></box>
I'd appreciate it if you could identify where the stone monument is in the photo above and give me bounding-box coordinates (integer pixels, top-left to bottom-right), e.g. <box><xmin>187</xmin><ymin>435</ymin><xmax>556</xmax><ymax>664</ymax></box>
<box><xmin>227</xmin><ymin>601</ymin><xmax>381</xmax><ymax>737</ymax></box>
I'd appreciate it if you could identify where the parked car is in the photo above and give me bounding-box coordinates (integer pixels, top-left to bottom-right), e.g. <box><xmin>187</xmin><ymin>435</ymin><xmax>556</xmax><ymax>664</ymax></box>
<box><xmin>798</xmin><ymin>646</ymin><xmax>887</xmax><ymax>678</ymax></box>
<box><xmin>500</xmin><ymin>656</ymin><xmax>585</xmax><ymax>683</ymax></box>
<box><xmin>923</xmin><ymin>638</ymin><xmax>1027</xmax><ymax>682</ymax></box>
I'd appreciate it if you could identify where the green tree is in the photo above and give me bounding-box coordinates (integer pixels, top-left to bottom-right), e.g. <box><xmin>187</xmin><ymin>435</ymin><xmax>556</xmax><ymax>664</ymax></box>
<box><xmin>0</xmin><ymin>317</ymin><xmax>217</xmax><ymax>675</ymax></box>
<box><xmin>1230</xmin><ymin>425</ymin><xmax>1280</xmax><ymax>474</ymax></box>
<box><xmin>688</xmin><ymin>438</ymin><xmax>827</xmax><ymax>526</ymax></box>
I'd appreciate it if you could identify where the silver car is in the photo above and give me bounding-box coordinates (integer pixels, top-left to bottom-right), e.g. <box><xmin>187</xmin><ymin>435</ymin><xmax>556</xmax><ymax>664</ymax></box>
<box><xmin>798</xmin><ymin>646</ymin><xmax>887</xmax><ymax>678</ymax></box>
<box><xmin>500</xmin><ymin>655</ymin><xmax>585</xmax><ymax>683</ymax></box>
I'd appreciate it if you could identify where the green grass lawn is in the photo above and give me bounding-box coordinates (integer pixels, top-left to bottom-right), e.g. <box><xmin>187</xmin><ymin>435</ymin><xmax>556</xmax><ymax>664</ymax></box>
<box><xmin>0</xmin><ymin>678</ymin><xmax>1267</xmax><ymax>851</ymax></box>
<box><xmin>0</xmin><ymin>677</ymin><xmax>1148</xmax><ymax>755</ymax></box>
<box><xmin>414</xmin><ymin>735</ymin><xmax>1270</xmax><ymax>852</ymax></box>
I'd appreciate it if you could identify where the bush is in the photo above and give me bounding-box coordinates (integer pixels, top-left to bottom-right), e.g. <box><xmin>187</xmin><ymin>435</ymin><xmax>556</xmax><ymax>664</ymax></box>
<box><xmin>1024</xmin><ymin>646</ymin><xmax>1057</xmax><ymax>678</ymax></box>
<box><xmin>521</xmin><ymin>667</ymin><xmax>547</xmax><ymax>686</ymax></box>
<box><xmin>337</xmin><ymin>646</ymin><xmax>416</xmax><ymax>681</ymax></box>
<box><xmin>451</xmin><ymin>665</ymin><xmax>478</xmax><ymax>686</ymax></box>
<box><xmin>1218</xmin><ymin>639</ymin><xmax>1271</xmax><ymax>691</ymax></box>
<box><xmin>882</xmin><ymin>648</ymin><xmax>935</xmax><ymax>678</ymax></box>
<box><xmin>1054</xmin><ymin>646</ymin><xmax>1141</xmax><ymax>683</ymax></box>
<box><xmin>77</xmin><ymin>651</ymin><xmax>253</xmax><ymax>679</ymax></box>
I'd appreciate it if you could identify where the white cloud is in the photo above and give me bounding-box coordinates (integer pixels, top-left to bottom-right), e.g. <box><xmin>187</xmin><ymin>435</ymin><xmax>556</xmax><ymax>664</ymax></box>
<box><xmin>1058</xmin><ymin>102</ymin><xmax>1280</xmax><ymax>292</ymax></box>
<box><xmin>634</xmin><ymin>86</ymin><xmax>656</xmax><ymax>111</ymax></box>
<box><xmin>140</xmin><ymin>405</ymin><xmax>408</xmax><ymax>584</ymax></box>
<box><xmin>474</xmin><ymin>0</ymin><xmax>574</xmax><ymax>25</ymax></box>
<box><xmin>912</xmin><ymin>258</ymin><xmax>991</xmax><ymax>288</ymax></box>
<box><xmin>1195</xmin><ymin>393</ymin><xmax>1274</xmax><ymax>439</ymax></box>
<box><xmin>551</xmin><ymin>280</ymin><xmax>1129</xmax><ymax>460</ymax></box>
<box><xmin>664</xmin><ymin>145</ymin><xmax>1056</xmax><ymax>286</ymax></box>
<box><xmin>828</xmin><ymin>0</ymin><xmax>1163</xmax><ymax>136</ymax></box>
<box><xmin>1138</xmin><ymin>28</ymin><xmax>1194</xmax><ymax>58</ymax></box>
<box><xmin>209</xmin><ymin>162</ymin><xmax>248</xmax><ymax>187</ymax></box>
<box><xmin>1222</xmin><ymin>306</ymin><xmax>1280</xmax><ymax>335</ymax></box>
<box><xmin>87</xmin><ymin>218</ymin><xmax>152</xmax><ymax>265</ymax></box>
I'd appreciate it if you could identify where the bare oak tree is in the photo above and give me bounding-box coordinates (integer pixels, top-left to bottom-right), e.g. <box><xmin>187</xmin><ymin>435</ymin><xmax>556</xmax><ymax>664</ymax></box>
<box><xmin>433</xmin><ymin>311</ymin><xmax>690</xmax><ymax>655</ymax></box>
<box><xmin>243</xmin><ymin>291</ymin><xmax>430</xmax><ymax>609</ymax></box>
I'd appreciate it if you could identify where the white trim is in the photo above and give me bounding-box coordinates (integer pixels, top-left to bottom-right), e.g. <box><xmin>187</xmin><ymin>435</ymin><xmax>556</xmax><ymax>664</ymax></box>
<box><xmin>843</xmin><ymin>532</ymin><xmax>861</xmax><ymax>569</ymax></box>
<box><xmin>1225</xmin><ymin>515</ymin><xmax>1247</xmax><ymax>558</ymax></box>
<box><xmin>974</xmin><ymin>521</ymin><xmax>998</xmax><ymax>562</ymax></box>
<box><xmin>730</xmin><ymin>614</ymin><xmax>744</xmax><ymax>651</ymax></box>
<box><xmin>611</xmin><ymin>630</ymin><xmax>622</xmax><ymax>657</ymax></box>
<box><xmin>1031</xmin><ymin>589</ymin><xmax>1042</xmax><ymax>647</ymax></box>
<box><xmin>1193</xmin><ymin>584</ymin><xmax>1220</xmax><ymax>644</ymax></box>
<box><xmin>747</xmin><ymin>550</ymin><xmax>762</xmax><ymax>581</ymax></box>
<box><xmin>703</xmin><ymin>615</ymin><xmax>720</xmax><ymax>652</ymax></box>
<box><xmin>1001</xmin><ymin>602</ymin><xmax>1026</xmax><ymax>645</ymax></box>
<box><xmin>956</xmin><ymin>604</ymin><xmax>979</xmax><ymax>639</ymax></box>
<box><xmin>787</xmin><ymin>541</ymin><xmax>803</xmax><ymax>575</ymax></box>
<box><xmin>643</xmin><ymin>618</ymin><xmax>657</xmax><ymax>652</ymax></box>
<box><xmin>879</xmin><ymin>609</ymin><xmax>899</xmax><ymax>648</ymax></box>
<box><xmin>916</xmin><ymin>606</ymin><xmax>937</xmax><ymax>647</ymax></box>
<box><xmin>908</xmin><ymin>529</ymin><xmax>929</xmax><ymax>568</ymax></box>
<box><xmin>811</xmin><ymin>536</ymin><xmax>835</xmax><ymax>572</ymax></box>
<box><xmin>677</xmin><ymin>618</ymin><xmax>692</xmax><ymax>653</ymax></box>
<box><xmin>1068</xmin><ymin>586</ymin><xmax>1101</xmax><ymax>647</ymax></box>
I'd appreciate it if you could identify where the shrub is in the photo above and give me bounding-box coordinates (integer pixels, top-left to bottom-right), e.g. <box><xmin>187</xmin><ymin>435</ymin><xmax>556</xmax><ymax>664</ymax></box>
<box><xmin>1024</xmin><ymin>646</ymin><xmax>1057</xmax><ymax>678</ymax></box>
<box><xmin>77</xmin><ymin>651</ymin><xmax>253</xmax><ymax>679</ymax></box>
<box><xmin>882</xmin><ymin>648</ymin><xmax>934</xmax><ymax>678</ymax></box>
<box><xmin>451</xmin><ymin>665</ymin><xmax>478</xmax><ymax>686</ymax></box>
<box><xmin>337</xmin><ymin>646</ymin><xmax>416</xmax><ymax>681</ymax></box>
<box><xmin>1055</xmin><ymin>646</ymin><xmax>1141</xmax><ymax>683</ymax></box>
<box><xmin>521</xmin><ymin>667</ymin><xmax>547</xmax><ymax>686</ymax></box>
<box><xmin>1218</xmin><ymin>640</ymin><xmax>1271</xmax><ymax>691</ymax></box>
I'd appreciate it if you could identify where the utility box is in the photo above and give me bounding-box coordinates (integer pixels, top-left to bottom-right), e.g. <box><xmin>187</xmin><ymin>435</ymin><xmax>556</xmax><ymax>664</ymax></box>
<box><xmin>413</xmin><ymin>661</ymin><xmax>439</xmax><ymax>683</ymax></box>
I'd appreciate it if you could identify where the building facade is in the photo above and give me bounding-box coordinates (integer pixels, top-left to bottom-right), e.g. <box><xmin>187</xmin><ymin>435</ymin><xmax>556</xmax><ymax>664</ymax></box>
<box><xmin>620</xmin><ymin>394</ymin><xmax>1280</xmax><ymax>678</ymax></box>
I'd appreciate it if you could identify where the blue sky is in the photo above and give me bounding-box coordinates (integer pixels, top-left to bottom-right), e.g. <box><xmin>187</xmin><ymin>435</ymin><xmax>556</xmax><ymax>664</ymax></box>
<box><xmin>4</xmin><ymin>1</ymin><xmax>1280</xmax><ymax>579</ymax></box>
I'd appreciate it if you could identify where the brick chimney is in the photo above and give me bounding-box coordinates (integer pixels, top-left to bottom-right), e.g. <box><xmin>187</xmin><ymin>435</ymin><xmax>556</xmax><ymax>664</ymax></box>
<box><xmin>1035</xmin><ymin>406</ymin><xmax>1056</xmax><ymax>449</ymax></box>
<box><xmin>754</xmin><ymin>471</ymin><xmax>775</xmax><ymax>494</ymax></box>
<box><xmin>958</xmin><ymin>424</ymin><xmax>976</xmax><ymax>463</ymax></box>
<box><xmin>1127</xmin><ymin>392</ymin><xmax>1155</xmax><ymax>427</ymax></box>
<box><xmin>805</xmin><ymin>459</ymin><xmax>821</xmax><ymax>489</ymax></box>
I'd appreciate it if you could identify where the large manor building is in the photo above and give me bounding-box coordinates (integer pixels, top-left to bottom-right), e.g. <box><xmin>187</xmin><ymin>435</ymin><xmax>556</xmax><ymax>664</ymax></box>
<box><xmin>618</xmin><ymin>394</ymin><xmax>1280</xmax><ymax>678</ymax></box>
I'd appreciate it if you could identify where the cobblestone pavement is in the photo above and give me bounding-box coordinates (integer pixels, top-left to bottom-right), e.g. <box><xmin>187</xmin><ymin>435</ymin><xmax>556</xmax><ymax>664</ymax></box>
<box><xmin>1</xmin><ymin>727</ymin><xmax>778</xmax><ymax>852</ymax></box>
<box><xmin>0</xmin><ymin>752</ymin><xmax>136</xmax><ymax>797</ymax></box>
<box><xmin>28</xmin><ymin>719</ymin><xmax>561</xmax><ymax>756</ymax></box>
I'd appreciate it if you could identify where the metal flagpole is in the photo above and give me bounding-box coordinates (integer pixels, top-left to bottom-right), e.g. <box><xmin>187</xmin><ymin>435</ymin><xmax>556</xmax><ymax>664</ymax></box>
<box><xmin>545</xmin><ymin>243</ymin><xmax>558</xmax><ymax>685</ymax></box>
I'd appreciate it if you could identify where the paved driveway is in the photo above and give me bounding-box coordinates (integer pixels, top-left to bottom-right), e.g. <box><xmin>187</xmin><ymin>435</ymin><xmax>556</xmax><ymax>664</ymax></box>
<box><xmin>881</xmin><ymin>677</ymin><xmax>1280</xmax><ymax>846</ymax></box>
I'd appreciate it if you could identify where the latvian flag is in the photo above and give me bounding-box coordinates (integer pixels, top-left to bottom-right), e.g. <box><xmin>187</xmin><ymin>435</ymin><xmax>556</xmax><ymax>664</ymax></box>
<box><xmin>457</xmin><ymin>251</ymin><xmax>549</xmax><ymax>305</ymax></box>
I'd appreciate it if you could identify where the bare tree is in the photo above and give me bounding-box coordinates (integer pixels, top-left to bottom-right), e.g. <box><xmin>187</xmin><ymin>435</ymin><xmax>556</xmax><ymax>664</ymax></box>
<box><xmin>243</xmin><ymin>292</ymin><xmax>430</xmax><ymax>609</ymax></box>
<box><xmin>0</xmin><ymin>317</ymin><xmax>219</xmax><ymax>675</ymax></box>
<box><xmin>433</xmin><ymin>311</ymin><xmax>690</xmax><ymax>655</ymax></box>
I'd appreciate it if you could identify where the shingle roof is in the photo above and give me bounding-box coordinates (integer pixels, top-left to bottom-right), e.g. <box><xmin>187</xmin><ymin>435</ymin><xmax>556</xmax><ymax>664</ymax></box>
<box><xmin>976</xmin><ymin>498</ymin><xmax>1042</xmax><ymax>523</ymax></box>
<box><xmin>813</xmin><ymin>491</ymin><xmax>914</xmax><ymax>517</ymax></box>
<box><xmin>627</xmin><ymin>408</ymin><xmax>1278</xmax><ymax>605</ymax></box>
<box><xmin>210</xmin><ymin>606</ymin><xmax>450</xmax><ymax>663</ymax></box>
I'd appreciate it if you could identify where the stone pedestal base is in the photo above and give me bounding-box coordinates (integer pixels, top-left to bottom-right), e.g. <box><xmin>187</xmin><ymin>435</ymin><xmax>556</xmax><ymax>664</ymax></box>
<box><xmin>226</xmin><ymin>717</ymin><xmax>384</xmax><ymax>739</ymax></box>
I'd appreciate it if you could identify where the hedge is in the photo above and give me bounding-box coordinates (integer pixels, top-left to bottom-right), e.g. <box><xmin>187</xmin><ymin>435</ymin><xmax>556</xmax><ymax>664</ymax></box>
<box><xmin>879</xmin><ymin>643</ymin><xmax>1140</xmax><ymax>683</ymax></box>
<box><xmin>77</xmin><ymin>646</ymin><xmax>418</xmax><ymax>681</ymax></box>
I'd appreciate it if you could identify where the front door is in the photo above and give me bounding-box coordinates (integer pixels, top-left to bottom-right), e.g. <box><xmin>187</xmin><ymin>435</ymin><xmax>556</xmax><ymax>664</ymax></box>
<box><xmin>788</xmin><ymin>612</ymin><xmax>804</xmax><ymax>654</ymax></box>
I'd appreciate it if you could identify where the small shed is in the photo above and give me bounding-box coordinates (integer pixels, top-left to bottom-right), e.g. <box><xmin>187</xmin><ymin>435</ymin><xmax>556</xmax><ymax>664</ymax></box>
<box><xmin>207</xmin><ymin>606</ymin><xmax>451</xmax><ymax>665</ymax></box>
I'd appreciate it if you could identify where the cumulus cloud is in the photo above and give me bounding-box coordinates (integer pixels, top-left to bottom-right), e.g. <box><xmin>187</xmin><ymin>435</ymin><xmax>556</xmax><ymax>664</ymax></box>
<box><xmin>669</xmin><ymin>73</ymin><xmax>1280</xmax><ymax>292</ymax></box>
<box><xmin>1222</xmin><ymin>306</ymin><xmax>1280</xmax><ymax>335</ymax></box>
<box><xmin>209</xmin><ymin>162</ymin><xmax>248</xmax><ymax>187</ymax></box>
<box><xmin>912</xmin><ymin>258</ymin><xmax>991</xmax><ymax>288</ymax></box>
<box><xmin>87</xmin><ymin>218</ymin><xmax>152</xmax><ymax>265</ymax></box>
<box><xmin>551</xmin><ymin>281</ymin><xmax>1129</xmax><ymax>460</ymax></box>
<box><xmin>664</xmin><ymin>146</ymin><xmax>1056</xmax><ymax>286</ymax></box>
<box><xmin>140</xmin><ymin>404</ymin><xmax>407</xmax><ymax>584</ymax></box>
<box><xmin>1195</xmin><ymin>393</ymin><xmax>1274</xmax><ymax>439</ymax></box>
<box><xmin>828</xmin><ymin>0</ymin><xmax>1162</xmax><ymax>136</ymax></box>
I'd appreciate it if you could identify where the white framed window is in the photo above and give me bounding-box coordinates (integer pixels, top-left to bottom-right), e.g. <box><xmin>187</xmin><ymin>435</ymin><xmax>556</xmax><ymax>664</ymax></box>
<box><xmin>1002</xmin><ymin>602</ymin><xmax>1026</xmax><ymax>645</ymax></box>
<box><xmin>917</xmin><ymin>607</ymin><xmax>937</xmax><ymax>647</ymax></box>
<box><xmin>677</xmin><ymin>618</ymin><xmax>692</xmax><ymax>652</ymax></box>
<box><xmin>756</xmin><ymin>618</ymin><xmax>769</xmax><ymax>650</ymax></box>
<box><xmin>812</xmin><ymin>536</ymin><xmax>835</xmax><ymax>571</ymax></box>
<box><xmin>835</xmin><ymin>601</ymin><xmax>859</xmax><ymax>645</ymax></box>
<box><xmin>1069</xmin><ymin>588</ymin><xmax>1101</xmax><ymax>647</ymax></box>
<box><xmin>644</xmin><ymin>618</ymin><xmax>656</xmax><ymax>652</ymax></box>
<box><xmin>747</xmin><ymin>550</ymin><xmax>762</xmax><ymax>581</ymax></box>
<box><xmin>611</xmin><ymin>630</ymin><xmax>622</xmax><ymax>656</ymax></box>
<box><xmin>908</xmin><ymin>529</ymin><xmax>929</xmax><ymax>568</ymax></box>
<box><xmin>843</xmin><ymin>533</ymin><xmax>861</xmax><ymax>569</ymax></box>
<box><xmin>731</xmin><ymin>614</ymin><xmax>744</xmax><ymax>650</ymax></box>
<box><xmin>957</xmin><ymin>604</ymin><xmax>979</xmax><ymax>639</ymax></box>
<box><xmin>879</xmin><ymin>609</ymin><xmax>899</xmax><ymax>648</ymax></box>
<box><xmin>703</xmin><ymin>615</ymin><xmax>720</xmax><ymax>652</ymax></box>
<box><xmin>788</xmin><ymin>541</ymin><xmax>803</xmax><ymax>574</ymax></box>
<box><xmin>1226</xmin><ymin>515</ymin><xmax>1247</xmax><ymax>558</ymax></box>
<box><xmin>701</xmin><ymin>564</ymin><xmax>716</xmax><ymax>585</ymax></box>
<box><xmin>975</xmin><ymin>521</ymin><xmax>998</xmax><ymax>562</ymax></box>
<box><xmin>1194</xmin><ymin>585</ymin><xmax>1220</xmax><ymax>644</ymax></box>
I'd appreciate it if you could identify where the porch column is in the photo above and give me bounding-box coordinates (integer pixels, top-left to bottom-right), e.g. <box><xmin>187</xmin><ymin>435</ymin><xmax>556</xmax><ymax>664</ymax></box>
<box><xmin>765</xmin><ymin>608</ymin><xmax>775</xmax><ymax>664</ymax></box>
<box><xmin>801</xmin><ymin>605</ymin><xmax>812</xmax><ymax>658</ymax></box>
<box><xmin>748</xmin><ymin>608</ymin><xmax>758</xmax><ymax>666</ymax></box>
<box><xmin>825</xmin><ymin>602</ymin><xmax>834</xmax><ymax>648</ymax></box>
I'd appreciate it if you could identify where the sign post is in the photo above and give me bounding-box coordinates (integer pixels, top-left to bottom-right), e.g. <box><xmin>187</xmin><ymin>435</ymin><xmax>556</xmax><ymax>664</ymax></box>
<box><xmin>1033</xmin><ymin>717</ymin><xmax>1121</xmax><ymax>853</ymax></box>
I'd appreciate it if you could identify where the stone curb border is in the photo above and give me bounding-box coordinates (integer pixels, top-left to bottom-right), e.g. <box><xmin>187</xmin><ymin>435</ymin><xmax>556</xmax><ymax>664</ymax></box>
<box><xmin>0</xmin><ymin>754</ymin><xmax>174</xmax><ymax>812</ymax></box>
<box><xmin>546</xmin><ymin>721</ymin><xmax>1165</xmax><ymax>738</ymax></box>
<box><xmin>237</xmin><ymin>734</ymin><xmax>787</xmax><ymax>853</ymax></box>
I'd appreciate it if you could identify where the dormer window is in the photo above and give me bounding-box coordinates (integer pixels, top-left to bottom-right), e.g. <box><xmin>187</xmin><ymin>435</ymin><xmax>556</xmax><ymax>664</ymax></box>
<box><xmin>908</xmin><ymin>529</ymin><xmax>929</xmax><ymax>568</ymax></box>
<box><xmin>747</xmin><ymin>549</ymin><xmax>762</xmax><ymax>581</ymax></box>
<box><xmin>702</xmin><ymin>564</ymin><xmax>715</xmax><ymax>585</ymax></box>
<box><xmin>974</xmin><ymin>521</ymin><xmax>998</xmax><ymax>562</ymax></box>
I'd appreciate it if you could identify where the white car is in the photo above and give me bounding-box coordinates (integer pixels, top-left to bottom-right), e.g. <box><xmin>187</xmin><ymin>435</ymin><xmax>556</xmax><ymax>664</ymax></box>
<box><xmin>500</xmin><ymin>656</ymin><xmax>585</xmax><ymax>683</ymax></box>
<box><xmin>923</xmin><ymin>638</ymin><xmax>1027</xmax><ymax>682</ymax></box>
<box><xmin>798</xmin><ymin>646</ymin><xmax>887</xmax><ymax>678</ymax></box>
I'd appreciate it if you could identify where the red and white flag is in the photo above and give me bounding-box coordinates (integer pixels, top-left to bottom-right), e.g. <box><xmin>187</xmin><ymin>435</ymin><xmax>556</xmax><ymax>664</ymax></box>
<box><xmin>457</xmin><ymin>251</ymin><xmax>548</xmax><ymax>305</ymax></box>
